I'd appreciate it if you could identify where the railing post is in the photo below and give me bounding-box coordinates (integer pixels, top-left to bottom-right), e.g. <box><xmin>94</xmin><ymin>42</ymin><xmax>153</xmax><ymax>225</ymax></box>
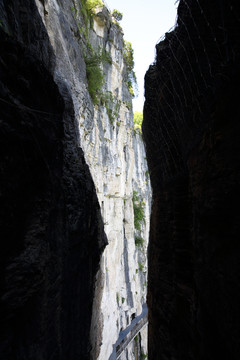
<box><xmin>116</xmin><ymin>315</ymin><xmax>148</xmax><ymax>358</ymax></box>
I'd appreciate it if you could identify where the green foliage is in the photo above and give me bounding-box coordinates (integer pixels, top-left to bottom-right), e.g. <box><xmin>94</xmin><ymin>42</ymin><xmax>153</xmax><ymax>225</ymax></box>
<box><xmin>134</xmin><ymin>334</ymin><xmax>139</xmax><ymax>345</ymax></box>
<box><xmin>72</xmin><ymin>1</ymin><xmax>89</xmax><ymax>39</ymax></box>
<box><xmin>135</xmin><ymin>235</ymin><xmax>144</xmax><ymax>247</ymax></box>
<box><xmin>138</xmin><ymin>262</ymin><xmax>144</xmax><ymax>271</ymax></box>
<box><xmin>85</xmin><ymin>52</ymin><xmax>105</xmax><ymax>105</ymax></box>
<box><xmin>123</xmin><ymin>41</ymin><xmax>138</xmax><ymax>97</ymax></box>
<box><xmin>112</xmin><ymin>9</ymin><xmax>123</xmax><ymax>21</ymax></box>
<box><xmin>72</xmin><ymin>0</ymin><xmax>103</xmax><ymax>39</ymax></box>
<box><xmin>121</xmin><ymin>297</ymin><xmax>125</xmax><ymax>304</ymax></box>
<box><xmin>85</xmin><ymin>0</ymin><xmax>103</xmax><ymax>12</ymax></box>
<box><xmin>101</xmin><ymin>49</ymin><xmax>113</xmax><ymax>65</ymax></box>
<box><xmin>132</xmin><ymin>191</ymin><xmax>145</xmax><ymax>231</ymax></box>
<box><xmin>140</xmin><ymin>350</ymin><xmax>148</xmax><ymax>360</ymax></box>
<box><xmin>80</xmin><ymin>1</ymin><xmax>90</xmax><ymax>26</ymax></box>
<box><xmin>123</xmin><ymin>100</ymin><xmax>132</xmax><ymax>110</ymax></box>
<box><xmin>100</xmin><ymin>91</ymin><xmax>121</xmax><ymax>123</ymax></box>
<box><xmin>134</xmin><ymin>111</ymin><xmax>143</xmax><ymax>133</ymax></box>
<box><xmin>112</xmin><ymin>19</ymin><xmax>123</xmax><ymax>31</ymax></box>
<box><xmin>100</xmin><ymin>90</ymin><xmax>115</xmax><ymax>104</ymax></box>
<box><xmin>84</xmin><ymin>48</ymin><xmax>112</xmax><ymax>105</ymax></box>
<box><xmin>107</xmin><ymin>36</ymin><xmax>114</xmax><ymax>43</ymax></box>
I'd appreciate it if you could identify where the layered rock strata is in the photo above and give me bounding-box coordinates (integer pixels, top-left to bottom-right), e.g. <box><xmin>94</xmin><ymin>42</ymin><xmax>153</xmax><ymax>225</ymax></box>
<box><xmin>144</xmin><ymin>0</ymin><xmax>240</xmax><ymax>359</ymax></box>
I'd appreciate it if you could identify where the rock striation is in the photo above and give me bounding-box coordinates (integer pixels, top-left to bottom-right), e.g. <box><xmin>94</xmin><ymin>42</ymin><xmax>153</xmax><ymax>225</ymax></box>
<box><xmin>144</xmin><ymin>0</ymin><xmax>240</xmax><ymax>359</ymax></box>
<box><xmin>0</xmin><ymin>1</ymin><xmax>107</xmax><ymax>359</ymax></box>
<box><xmin>0</xmin><ymin>0</ymin><xmax>150</xmax><ymax>359</ymax></box>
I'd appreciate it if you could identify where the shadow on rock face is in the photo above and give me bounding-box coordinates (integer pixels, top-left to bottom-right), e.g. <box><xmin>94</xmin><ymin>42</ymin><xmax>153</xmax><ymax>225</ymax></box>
<box><xmin>0</xmin><ymin>1</ymin><xmax>107</xmax><ymax>359</ymax></box>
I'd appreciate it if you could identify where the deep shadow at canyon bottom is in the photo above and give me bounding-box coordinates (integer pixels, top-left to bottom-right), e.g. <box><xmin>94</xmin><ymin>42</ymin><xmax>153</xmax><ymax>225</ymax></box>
<box><xmin>1</xmin><ymin>0</ymin><xmax>240</xmax><ymax>359</ymax></box>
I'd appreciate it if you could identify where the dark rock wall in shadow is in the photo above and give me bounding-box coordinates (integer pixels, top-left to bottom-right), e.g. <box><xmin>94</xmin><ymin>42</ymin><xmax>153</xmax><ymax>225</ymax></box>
<box><xmin>144</xmin><ymin>1</ymin><xmax>240</xmax><ymax>359</ymax></box>
<box><xmin>0</xmin><ymin>1</ymin><xmax>106</xmax><ymax>359</ymax></box>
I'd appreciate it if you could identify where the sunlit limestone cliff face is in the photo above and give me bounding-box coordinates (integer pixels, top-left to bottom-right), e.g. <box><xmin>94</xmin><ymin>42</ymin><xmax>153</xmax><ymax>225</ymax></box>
<box><xmin>35</xmin><ymin>2</ymin><xmax>151</xmax><ymax>359</ymax></box>
<box><xmin>35</xmin><ymin>3</ymin><xmax>151</xmax><ymax>359</ymax></box>
<box><xmin>0</xmin><ymin>0</ymin><xmax>150</xmax><ymax>359</ymax></box>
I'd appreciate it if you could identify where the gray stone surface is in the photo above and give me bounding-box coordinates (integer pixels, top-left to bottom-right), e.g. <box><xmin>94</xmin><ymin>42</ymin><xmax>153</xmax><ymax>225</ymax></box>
<box><xmin>144</xmin><ymin>1</ymin><xmax>240</xmax><ymax>359</ymax></box>
<box><xmin>0</xmin><ymin>1</ymin><xmax>107</xmax><ymax>359</ymax></box>
<box><xmin>0</xmin><ymin>0</ymin><xmax>151</xmax><ymax>359</ymax></box>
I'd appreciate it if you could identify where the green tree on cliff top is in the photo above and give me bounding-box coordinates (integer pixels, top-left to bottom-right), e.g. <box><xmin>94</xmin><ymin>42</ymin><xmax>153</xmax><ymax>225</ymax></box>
<box><xmin>134</xmin><ymin>111</ymin><xmax>143</xmax><ymax>133</ymax></box>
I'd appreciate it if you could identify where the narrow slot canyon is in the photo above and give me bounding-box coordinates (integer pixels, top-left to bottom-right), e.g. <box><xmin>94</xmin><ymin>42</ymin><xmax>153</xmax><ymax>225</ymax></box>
<box><xmin>0</xmin><ymin>1</ymin><xmax>240</xmax><ymax>360</ymax></box>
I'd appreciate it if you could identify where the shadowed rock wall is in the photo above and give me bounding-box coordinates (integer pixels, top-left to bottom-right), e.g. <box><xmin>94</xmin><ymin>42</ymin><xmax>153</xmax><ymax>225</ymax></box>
<box><xmin>144</xmin><ymin>0</ymin><xmax>240</xmax><ymax>359</ymax></box>
<box><xmin>0</xmin><ymin>1</ymin><xmax>106</xmax><ymax>359</ymax></box>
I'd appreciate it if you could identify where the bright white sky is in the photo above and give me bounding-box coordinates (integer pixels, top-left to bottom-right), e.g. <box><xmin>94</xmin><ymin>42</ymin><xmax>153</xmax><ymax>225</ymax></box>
<box><xmin>105</xmin><ymin>0</ymin><xmax>178</xmax><ymax>112</ymax></box>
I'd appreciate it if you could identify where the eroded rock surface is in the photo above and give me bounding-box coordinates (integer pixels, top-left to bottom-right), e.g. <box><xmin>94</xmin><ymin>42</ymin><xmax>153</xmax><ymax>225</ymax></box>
<box><xmin>144</xmin><ymin>1</ymin><xmax>240</xmax><ymax>359</ymax></box>
<box><xmin>0</xmin><ymin>0</ymin><xmax>151</xmax><ymax>359</ymax></box>
<box><xmin>0</xmin><ymin>1</ymin><xmax>106</xmax><ymax>359</ymax></box>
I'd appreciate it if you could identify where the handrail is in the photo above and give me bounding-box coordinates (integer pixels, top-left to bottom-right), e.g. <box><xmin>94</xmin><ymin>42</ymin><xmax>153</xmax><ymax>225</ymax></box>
<box><xmin>116</xmin><ymin>315</ymin><xmax>148</xmax><ymax>358</ymax></box>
